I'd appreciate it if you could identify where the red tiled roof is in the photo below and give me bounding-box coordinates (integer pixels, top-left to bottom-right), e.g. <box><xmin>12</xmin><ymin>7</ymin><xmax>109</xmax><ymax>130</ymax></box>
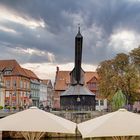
<box><xmin>41</xmin><ymin>79</ymin><xmax>49</xmax><ymax>85</ymax></box>
<box><xmin>0</xmin><ymin>59</ymin><xmax>28</xmax><ymax>77</ymax></box>
<box><xmin>54</xmin><ymin>70</ymin><xmax>98</xmax><ymax>90</ymax></box>
<box><xmin>23</xmin><ymin>68</ymin><xmax>39</xmax><ymax>80</ymax></box>
<box><xmin>54</xmin><ymin>71</ymin><xmax>70</xmax><ymax>90</ymax></box>
<box><xmin>85</xmin><ymin>71</ymin><xmax>98</xmax><ymax>82</ymax></box>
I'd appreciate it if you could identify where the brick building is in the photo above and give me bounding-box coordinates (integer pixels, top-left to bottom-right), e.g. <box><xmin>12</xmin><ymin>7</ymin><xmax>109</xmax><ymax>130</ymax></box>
<box><xmin>0</xmin><ymin>59</ymin><xmax>54</xmax><ymax>109</ymax></box>
<box><xmin>54</xmin><ymin>67</ymin><xmax>107</xmax><ymax>110</ymax></box>
<box><xmin>0</xmin><ymin>60</ymin><xmax>31</xmax><ymax>108</ymax></box>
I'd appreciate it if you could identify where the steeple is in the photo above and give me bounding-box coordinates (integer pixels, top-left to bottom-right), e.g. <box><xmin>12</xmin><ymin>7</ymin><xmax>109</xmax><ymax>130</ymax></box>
<box><xmin>60</xmin><ymin>27</ymin><xmax>96</xmax><ymax>111</ymax></box>
<box><xmin>69</xmin><ymin>26</ymin><xmax>84</xmax><ymax>85</ymax></box>
<box><xmin>78</xmin><ymin>26</ymin><xmax>80</xmax><ymax>33</ymax></box>
<box><xmin>76</xmin><ymin>25</ymin><xmax>82</xmax><ymax>38</ymax></box>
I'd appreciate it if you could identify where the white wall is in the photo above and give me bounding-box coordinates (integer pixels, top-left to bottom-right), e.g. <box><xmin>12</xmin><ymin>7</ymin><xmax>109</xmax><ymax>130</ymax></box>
<box><xmin>95</xmin><ymin>99</ymin><xmax>107</xmax><ymax>111</ymax></box>
<box><xmin>39</xmin><ymin>83</ymin><xmax>48</xmax><ymax>107</ymax></box>
<box><xmin>0</xmin><ymin>88</ymin><xmax>4</xmax><ymax>107</ymax></box>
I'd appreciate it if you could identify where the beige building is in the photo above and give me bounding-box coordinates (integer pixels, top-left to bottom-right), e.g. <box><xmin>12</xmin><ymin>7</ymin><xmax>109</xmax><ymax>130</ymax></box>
<box><xmin>40</xmin><ymin>79</ymin><xmax>53</xmax><ymax>110</ymax></box>
<box><xmin>0</xmin><ymin>60</ymin><xmax>31</xmax><ymax>108</ymax></box>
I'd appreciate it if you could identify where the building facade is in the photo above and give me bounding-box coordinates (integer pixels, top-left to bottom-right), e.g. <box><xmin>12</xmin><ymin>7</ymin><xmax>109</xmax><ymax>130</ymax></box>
<box><xmin>23</xmin><ymin>69</ymin><xmax>40</xmax><ymax>107</ymax></box>
<box><xmin>0</xmin><ymin>72</ymin><xmax>5</xmax><ymax>107</ymax></box>
<box><xmin>0</xmin><ymin>59</ymin><xmax>54</xmax><ymax>109</ymax></box>
<box><xmin>40</xmin><ymin>80</ymin><xmax>53</xmax><ymax>110</ymax></box>
<box><xmin>0</xmin><ymin>60</ymin><xmax>31</xmax><ymax>109</ymax></box>
<box><xmin>54</xmin><ymin>67</ymin><xmax>107</xmax><ymax>111</ymax></box>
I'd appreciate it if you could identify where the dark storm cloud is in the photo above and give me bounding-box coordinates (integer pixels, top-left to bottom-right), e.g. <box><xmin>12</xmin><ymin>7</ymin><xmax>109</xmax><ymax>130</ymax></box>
<box><xmin>0</xmin><ymin>0</ymin><xmax>140</xmax><ymax>65</ymax></box>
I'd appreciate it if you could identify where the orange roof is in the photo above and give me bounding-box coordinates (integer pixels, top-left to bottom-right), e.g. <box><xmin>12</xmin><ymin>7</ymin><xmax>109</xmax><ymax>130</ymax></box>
<box><xmin>41</xmin><ymin>79</ymin><xmax>50</xmax><ymax>85</ymax></box>
<box><xmin>54</xmin><ymin>71</ymin><xmax>70</xmax><ymax>90</ymax></box>
<box><xmin>85</xmin><ymin>71</ymin><xmax>98</xmax><ymax>83</ymax></box>
<box><xmin>54</xmin><ymin>70</ymin><xmax>98</xmax><ymax>90</ymax></box>
<box><xmin>0</xmin><ymin>59</ymin><xmax>28</xmax><ymax>77</ymax></box>
<box><xmin>23</xmin><ymin>68</ymin><xmax>39</xmax><ymax>80</ymax></box>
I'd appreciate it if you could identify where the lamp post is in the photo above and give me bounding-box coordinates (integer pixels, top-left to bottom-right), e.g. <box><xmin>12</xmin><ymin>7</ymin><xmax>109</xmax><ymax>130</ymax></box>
<box><xmin>14</xmin><ymin>81</ymin><xmax>17</xmax><ymax>110</ymax></box>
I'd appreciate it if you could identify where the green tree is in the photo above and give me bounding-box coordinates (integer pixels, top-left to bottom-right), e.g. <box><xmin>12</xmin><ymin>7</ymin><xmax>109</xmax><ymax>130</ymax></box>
<box><xmin>112</xmin><ymin>90</ymin><xmax>126</xmax><ymax>111</ymax></box>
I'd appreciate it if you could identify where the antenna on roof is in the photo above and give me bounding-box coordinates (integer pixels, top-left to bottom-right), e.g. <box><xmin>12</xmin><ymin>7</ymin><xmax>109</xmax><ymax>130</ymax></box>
<box><xmin>78</xmin><ymin>23</ymin><xmax>80</xmax><ymax>33</ymax></box>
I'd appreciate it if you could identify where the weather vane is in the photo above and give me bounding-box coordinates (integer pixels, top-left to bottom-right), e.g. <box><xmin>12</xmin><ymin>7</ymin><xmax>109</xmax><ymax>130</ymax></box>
<box><xmin>78</xmin><ymin>23</ymin><xmax>80</xmax><ymax>32</ymax></box>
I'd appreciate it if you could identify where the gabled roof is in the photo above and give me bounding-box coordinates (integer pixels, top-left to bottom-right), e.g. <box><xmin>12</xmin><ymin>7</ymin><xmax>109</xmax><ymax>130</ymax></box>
<box><xmin>54</xmin><ymin>70</ymin><xmax>98</xmax><ymax>90</ymax></box>
<box><xmin>41</xmin><ymin>79</ymin><xmax>49</xmax><ymax>85</ymax></box>
<box><xmin>23</xmin><ymin>68</ymin><xmax>39</xmax><ymax>80</ymax></box>
<box><xmin>61</xmin><ymin>85</ymin><xmax>95</xmax><ymax>96</ymax></box>
<box><xmin>54</xmin><ymin>71</ymin><xmax>70</xmax><ymax>90</ymax></box>
<box><xmin>0</xmin><ymin>60</ymin><xmax>28</xmax><ymax>77</ymax></box>
<box><xmin>41</xmin><ymin>79</ymin><xmax>53</xmax><ymax>88</ymax></box>
<box><xmin>85</xmin><ymin>72</ymin><xmax>98</xmax><ymax>83</ymax></box>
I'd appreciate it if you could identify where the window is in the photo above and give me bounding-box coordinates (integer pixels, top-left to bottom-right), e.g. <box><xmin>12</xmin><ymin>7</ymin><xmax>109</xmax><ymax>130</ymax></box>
<box><xmin>96</xmin><ymin>100</ymin><xmax>99</xmax><ymax>106</ymax></box>
<box><xmin>24</xmin><ymin>92</ymin><xmax>26</xmax><ymax>97</ymax></box>
<box><xmin>20</xmin><ymin>91</ymin><xmax>23</xmax><ymax>97</ymax></box>
<box><xmin>12</xmin><ymin>92</ymin><xmax>16</xmax><ymax>96</ymax></box>
<box><xmin>87</xmin><ymin>82</ymin><xmax>96</xmax><ymax>89</ymax></box>
<box><xmin>5</xmin><ymin>91</ymin><xmax>10</xmax><ymax>97</ymax></box>
<box><xmin>5</xmin><ymin>80</ymin><xmax>10</xmax><ymax>88</ymax></box>
<box><xmin>13</xmin><ymin>80</ymin><xmax>16</xmax><ymax>87</ymax></box>
<box><xmin>20</xmin><ymin>81</ymin><xmax>23</xmax><ymax>88</ymax></box>
<box><xmin>4</xmin><ymin>70</ymin><xmax>11</xmax><ymax>75</ymax></box>
<box><xmin>100</xmin><ymin>100</ymin><xmax>104</xmax><ymax>106</ymax></box>
<box><xmin>26</xmin><ymin>92</ymin><xmax>28</xmax><ymax>97</ymax></box>
<box><xmin>26</xmin><ymin>82</ymin><xmax>28</xmax><ymax>89</ymax></box>
<box><xmin>24</xmin><ymin>81</ymin><xmax>26</xmax><ymax>88</ymax></box>
<box><xmin>91</xmin><ymin>82</ymin><xmax>96</xmax><ymax>88</ymax></box>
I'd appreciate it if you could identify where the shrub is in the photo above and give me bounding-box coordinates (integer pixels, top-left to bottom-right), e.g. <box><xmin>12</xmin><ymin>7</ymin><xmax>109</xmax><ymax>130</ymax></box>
<box><xmin>6</xmin><ymin>106</ymin><xmax>10</xmax><ymax>110</ymax></box>
<box><xmin>0</xmin><ymin>106</ymin><xmax>3</xmax><ymax>110</ymax></box>
<box><xmin>12</xmin><ymin>106</ymin><xmax>16</xmax><ymax>110</ymax></box>
<box><xmin>19</xmin><ymin>106</ymin><xmax>23</xmax><ymax>110</ymax></box>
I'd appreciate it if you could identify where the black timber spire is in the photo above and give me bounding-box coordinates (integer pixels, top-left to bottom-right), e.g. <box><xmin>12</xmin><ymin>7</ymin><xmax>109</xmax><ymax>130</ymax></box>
<box><xmin>70</xmin><ymin>26</ymin><xmax>84</xmax><ymax>85</ymax></box>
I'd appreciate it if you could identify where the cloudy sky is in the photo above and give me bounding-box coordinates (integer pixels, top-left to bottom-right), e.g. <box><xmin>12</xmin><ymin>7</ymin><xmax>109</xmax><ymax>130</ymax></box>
<box><xmin>0</xmin><ymin>0</ymin><xmax>140</xmax><ymax>82</ymax></box>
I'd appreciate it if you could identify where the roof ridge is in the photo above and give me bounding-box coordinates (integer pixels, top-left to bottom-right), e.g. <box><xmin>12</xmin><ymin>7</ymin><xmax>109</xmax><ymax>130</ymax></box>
<box><xmin>23</xmin><ymin>68</ymin><xmax>39</xmax><ymax>79</ymax></box>
<box><xmin>0</xmin><ymin>59</ymin><xmax>29</xmax><ymax>77</ymax></box>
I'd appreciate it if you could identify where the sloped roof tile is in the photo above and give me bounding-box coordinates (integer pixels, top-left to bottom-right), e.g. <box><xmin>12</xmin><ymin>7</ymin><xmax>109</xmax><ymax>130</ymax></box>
<box><xmin>54</xmin><ymin>70</ymin><xmax>98</xmax><ymax>90</ymax></box>
<box><xmin>0</xmin><ymin>60</ymin><xmax>28</xmax><ymax>77</ymax></box>
<box><xmin>42</xmin><ymin>79</ymin><xmax>49</xmax><ymax>84</ymax></box>
<box><xmin>23</xmin><ymin>68</ymin><xmax>39</xmax><ymax>80</ymax></box>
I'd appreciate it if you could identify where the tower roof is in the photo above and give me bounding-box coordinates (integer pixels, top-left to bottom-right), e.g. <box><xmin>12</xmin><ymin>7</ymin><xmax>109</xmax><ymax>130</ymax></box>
<box><xmin>61</xmin><ymin>85</ymin><xmax>95</xmax><ymax>96</ymax></box>
<box><xmin>0</xmin><ymin>59</ymin><xmax>28</xmax><ymax>77</ymax></box>
<box><xmin>76</xmin><ymin>26</ymin><xmax>83</xmax><ymax>38</ymax></box>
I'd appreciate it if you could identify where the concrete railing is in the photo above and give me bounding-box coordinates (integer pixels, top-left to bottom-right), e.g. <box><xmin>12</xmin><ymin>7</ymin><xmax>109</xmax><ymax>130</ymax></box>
<box><xmin>50</xmin><ymin>110</ymin><xmax>107</xmax><ymax>123</ymax></box>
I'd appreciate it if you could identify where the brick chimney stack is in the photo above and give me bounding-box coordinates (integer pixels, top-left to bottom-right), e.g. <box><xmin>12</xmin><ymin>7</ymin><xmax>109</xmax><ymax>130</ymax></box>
<box><xmin>56</xmin><ymin>66</ymin><xmax>59</xmax><ymax>72</ymax></box>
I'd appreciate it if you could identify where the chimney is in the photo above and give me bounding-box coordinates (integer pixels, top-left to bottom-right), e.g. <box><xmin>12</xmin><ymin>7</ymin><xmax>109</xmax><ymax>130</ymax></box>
<box><xmin>56</xmin><ymin>66</ymin><xmax>59</xmax><ymax>72</ymax></box>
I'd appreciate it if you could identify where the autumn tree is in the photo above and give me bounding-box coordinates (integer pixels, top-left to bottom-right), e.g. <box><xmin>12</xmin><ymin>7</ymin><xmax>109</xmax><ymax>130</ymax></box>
<box><xmin>97</xmin><ymin>53</ymin><xmax>139</xmax><ymax>106</ymax></box>
<box><xmin>130</xmin><ymin>46</ymin><xmax>140</xmax><ymax>77</ymax></box>
<box><xmin>97</xmin><ymin>60</ymin><xmax>115</xmax><ymax>100</ymax></box>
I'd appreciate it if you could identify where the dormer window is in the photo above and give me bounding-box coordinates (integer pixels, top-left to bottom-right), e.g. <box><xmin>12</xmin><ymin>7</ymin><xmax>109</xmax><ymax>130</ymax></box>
<box><xmin>4</xmin><ymin>70</ymin><xmax>12</xmax><ymax>75</ymax></box>
<box><xmin>87</xmin><ymin>82</ymin><xmax>96</xmax><ymax>89</ymax></box>
<box><xmin>3</xmin><ymin>67</ymin><xmax>13</xmax><ymax>75</ymax></box>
